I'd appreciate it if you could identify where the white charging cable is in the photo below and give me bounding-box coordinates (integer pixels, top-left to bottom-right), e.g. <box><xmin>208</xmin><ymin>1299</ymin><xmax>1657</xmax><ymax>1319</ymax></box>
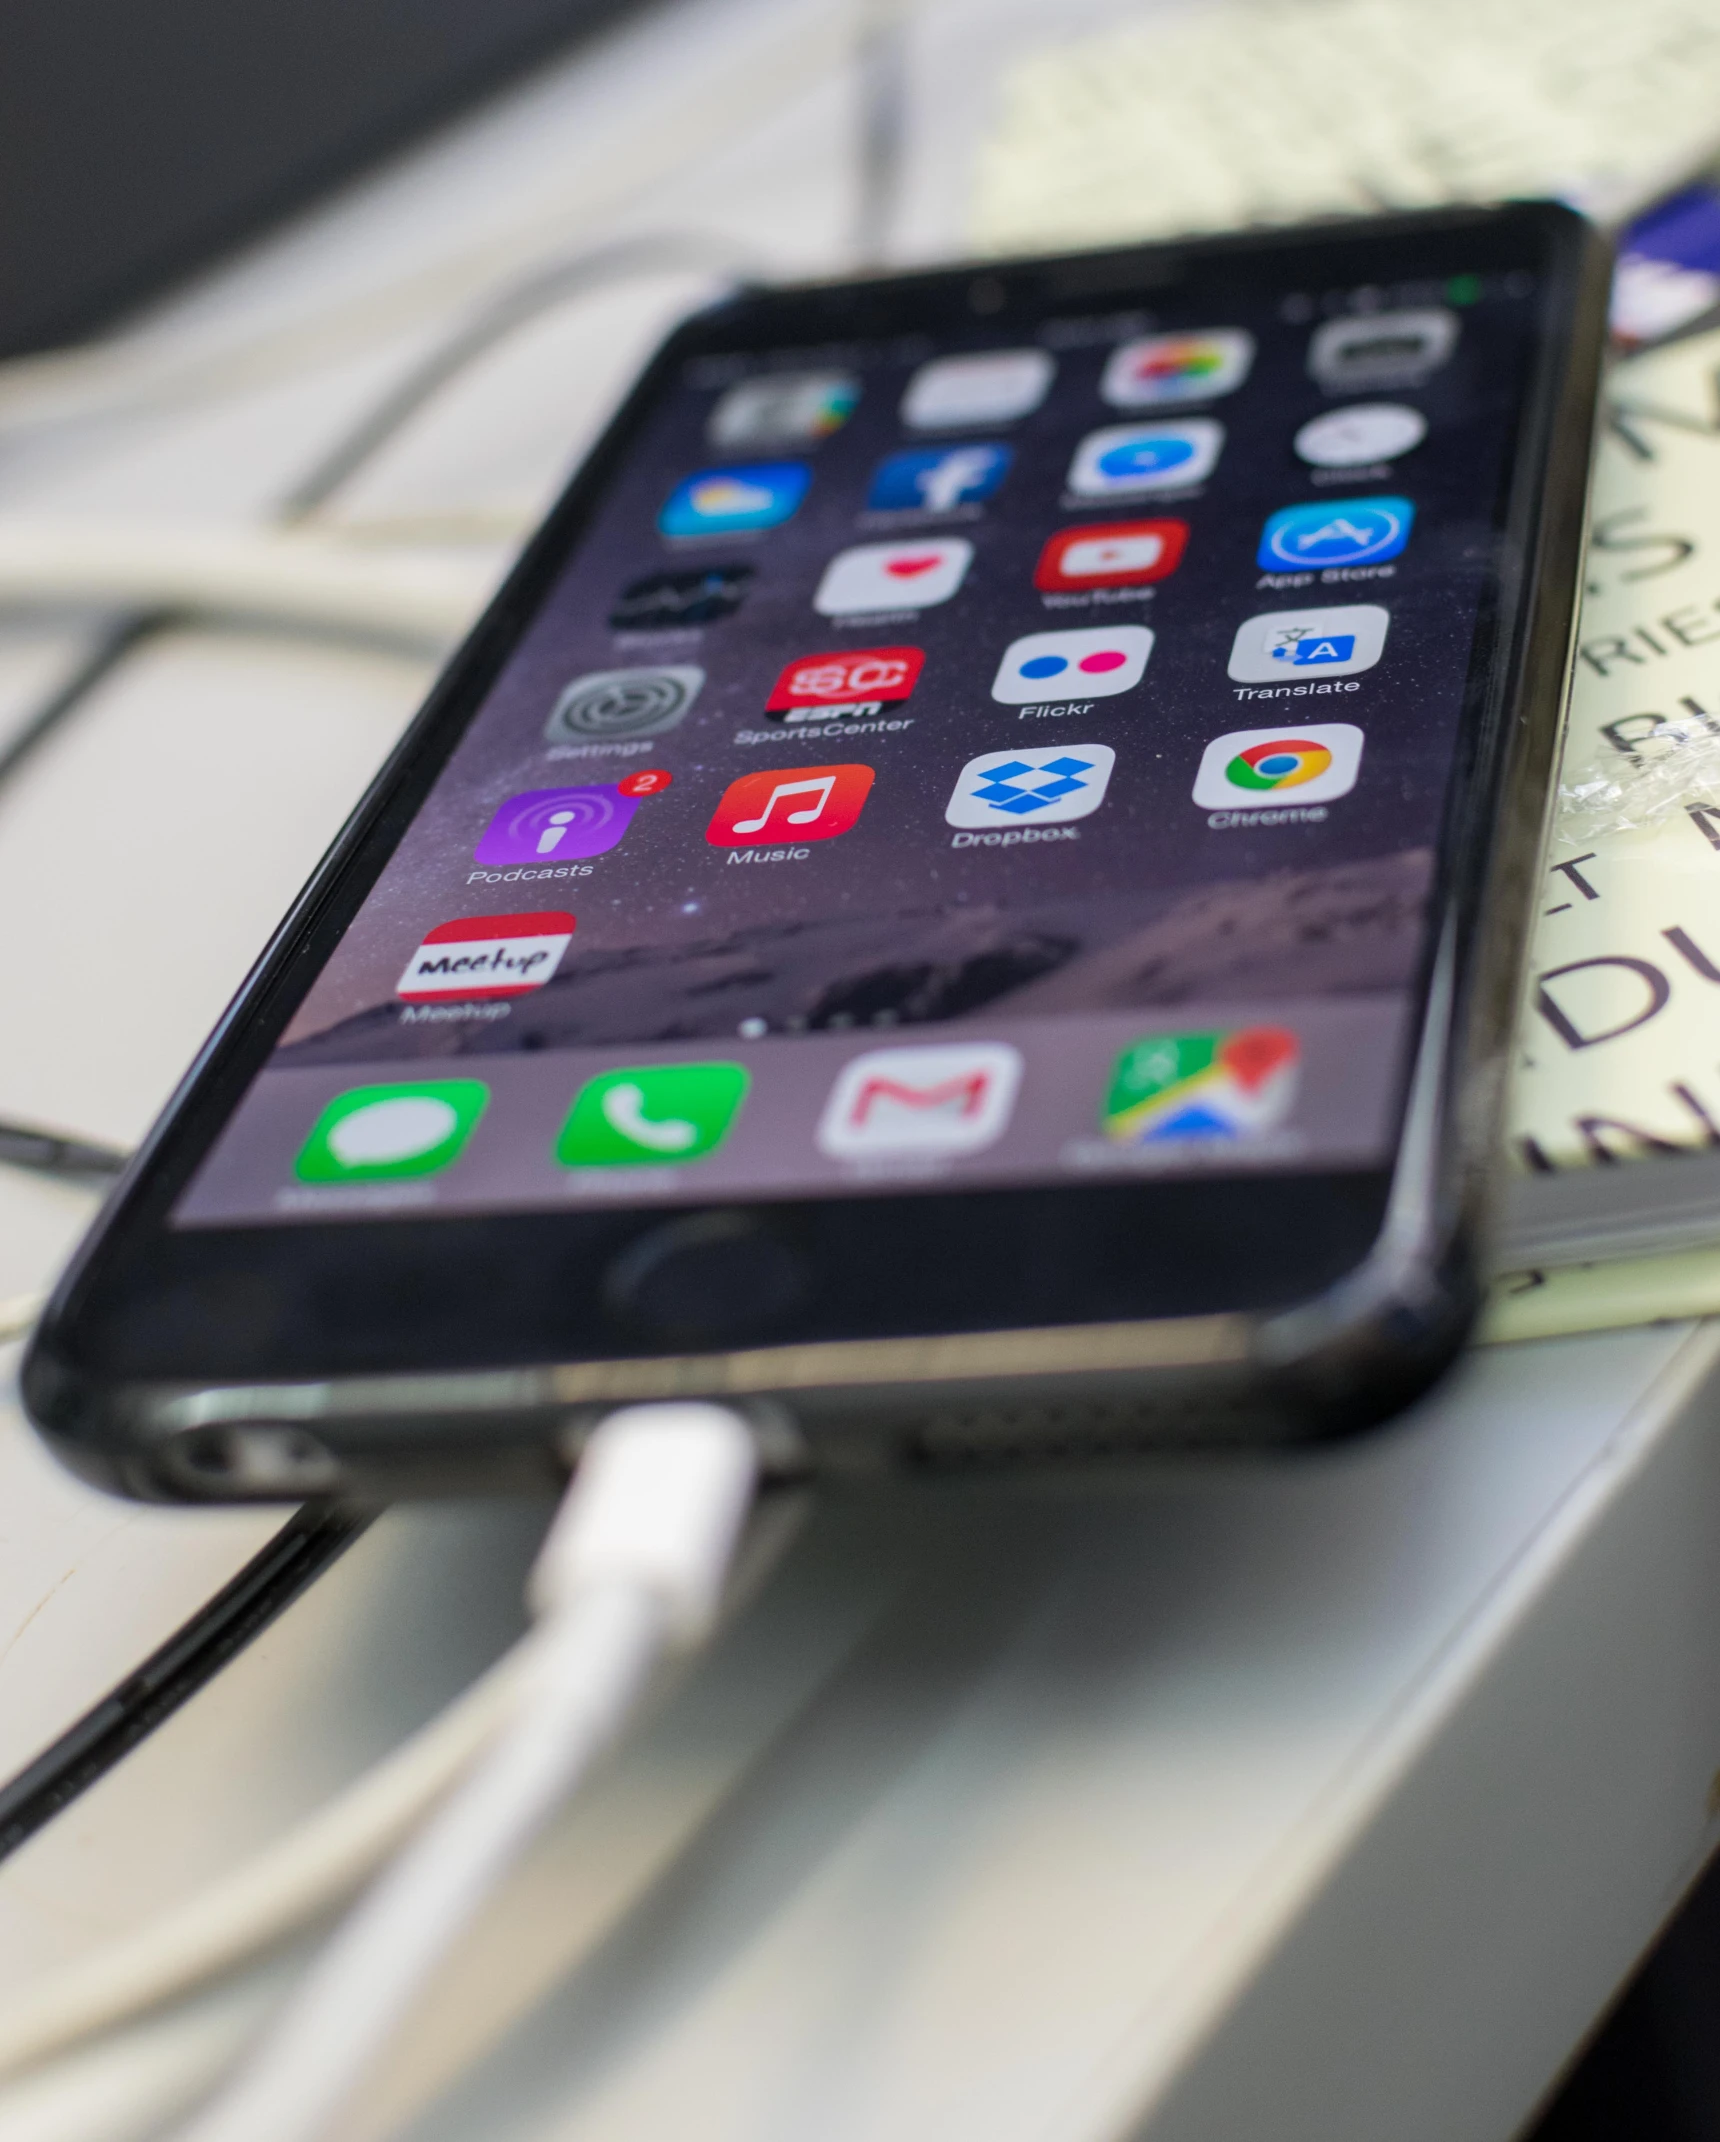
<box><xmin>168</xmin><ymin>1400</ymin><xmax>760</xmax><ymax>2142</ymax></box>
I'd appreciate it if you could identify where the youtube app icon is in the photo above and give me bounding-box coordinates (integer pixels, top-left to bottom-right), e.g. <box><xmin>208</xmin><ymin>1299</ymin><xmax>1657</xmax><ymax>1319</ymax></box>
<box><xmin>766</xmin><ymin>646</ymin><xmax>924</xmax><ymax>723</ymax></box>
<box><xmin>1034</xmin><ymin>519</ymin><xmax>1188</xmax><ymax>593</ymax></box>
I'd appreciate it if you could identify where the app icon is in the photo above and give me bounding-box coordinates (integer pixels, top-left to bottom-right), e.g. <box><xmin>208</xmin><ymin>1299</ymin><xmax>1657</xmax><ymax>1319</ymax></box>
<box><xmin>707</xmin><ymin>763</ymin><xmax>874</xmax><ymax>846</ymax></box>
<box><xmin>766</xmin><ymin>646</ymin><xmax>923</xmax><ymax>722</ymax></box>
<box><xmin>545</xmin><ymin>666</ymin><xmax>703</xmax><ymax>745</ymax></box>
<box><xmin>659</xmin><ymin>462</ymin><xmax>810</xmax><ymax>537</ymax></box>
<box><xmin>991</xmin><ymin>625</ymin><xmax>1153</xmax><ymax>704</ymax></box>
<box><xmin>397</xmin><ymin>911</ymin><xmax>575</xmax><ymax>1001</ymax></box>
<box><xmin>1192</xmin><ymin>723</ymin><xmax>1364</xmax><ymax>808</ymax></box>
<box><xmin>900</xmin><ymin>349</ymin><xmax>1054</xmax><ymax>429</ymax></box>
<box><xmin>707</xmin><ymin>371</ymin><xmax>858</xmax><ymax>447</ymax></box>
<box><xmin>475</xmin><ymin>786</ymin><xmax>639</xmax><ymax>865</ymax></box>
<box><xmin>866</xmin><ymin>443</ymin><xmax>1012</xmax><ymax>513</ymax></box>
<box><xmin>1309</xmin><ymin>309</ymin><xmax>1458</xmax><ymax>391</ymax></box>
<box><xmin>1101</xmin><ymin>1028</ymin><xmax>1299</xmax><ymax>1144</ymax></box>
<box><xmin>1294</xmin><ymin>403</ymin><xmax>1427</xmax><ymax>469</ymax></box>
<box><xmin>817</xmin><ymin>1043</ymin><xmax>1023</xmax><ymax>1159</ymax></box>
<box><xmin>1067</xmin><ymin>420</ymin><xmax>1224</xmax><ymax>497</ymax></box>
<box><xmin>1226</xmin><ymin>605</ymin><xmax>1388</xmax><ymax>682</ymax></box>
<box><xmin>1100</xmin><ymin>329</ymin><xmax>1255</xmax><ymax>408</ymax></box>
<box><xmin>814</xmin><ymin>538</ymin><xmax>973</xmax><ymax>615</ymax></box>
<box><xmin>1034</xmin><ymin>520</ymin><xmax>1186</xmax><ymax>592</ymax></box>
<box><xmin>295</xmin><ymin>1080</ymin><xmax>489</xmax><ymax>1182</ymax></box>
<box><xmin>608</xmin><ymin>564</ymin><xmax>753</xmax><ymax>630</ymax></box>
<box><xmin>1257</xmin><ymin>496</ymin><xmax>1414</xmax><ymax>571</ymax></box>
<box><xmin>946</xmin><ymin>744</ymin><xmax>1116</xmax><ymax>827</ymax></box>
<box><xmin>556</xmin><ymin>1062</ymin><xmax>749</xmax><ymax>1167</ymax></box>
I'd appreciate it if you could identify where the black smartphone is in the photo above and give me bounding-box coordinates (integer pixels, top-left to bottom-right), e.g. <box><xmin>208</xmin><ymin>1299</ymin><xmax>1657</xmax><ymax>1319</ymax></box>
<box><xmin>23</xmin><ymin>205</ymin><xmax>1609</xmax><ymax>1499</ymax></box>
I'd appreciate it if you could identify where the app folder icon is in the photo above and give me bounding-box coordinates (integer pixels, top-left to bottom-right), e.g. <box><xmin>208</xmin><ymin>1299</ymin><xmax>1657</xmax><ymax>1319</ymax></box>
<box><xmin>816</xmin><ymin>1043</ymin><xmax>1023</xmax><ymax>1158</ymax></box>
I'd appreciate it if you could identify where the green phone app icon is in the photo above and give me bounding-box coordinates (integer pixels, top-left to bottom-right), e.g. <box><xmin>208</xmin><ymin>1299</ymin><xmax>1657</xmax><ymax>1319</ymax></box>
<box><xmin>295</xmin><ymin>1080</ymin><xmax>489</xmax><ymax>1182</ymax></box>
<box><xmin>556</xmin><ymin>1062</ymin><xmax>749</xmax><ymax>1167</ymax></box>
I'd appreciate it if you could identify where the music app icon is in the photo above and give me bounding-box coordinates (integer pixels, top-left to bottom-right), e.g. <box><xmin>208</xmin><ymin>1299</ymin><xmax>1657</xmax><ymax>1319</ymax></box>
<box><xmin>706</xmin><ymin>763</ymin><xmax>874</xmax><ymax>847</ymax></box>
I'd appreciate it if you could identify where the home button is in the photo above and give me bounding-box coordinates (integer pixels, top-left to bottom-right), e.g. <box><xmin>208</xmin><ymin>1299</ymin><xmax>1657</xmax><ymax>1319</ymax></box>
<box><xmin>603</xmin><ymin>1211</ymin><xmax>810</xmax><ymax>1345</ymax></box>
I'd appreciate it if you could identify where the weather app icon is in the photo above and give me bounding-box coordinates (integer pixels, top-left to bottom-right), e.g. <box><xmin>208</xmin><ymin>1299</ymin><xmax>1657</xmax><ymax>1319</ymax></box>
<box><xmin>866</xmin><ymin>443</ymin><xmax>1012</xmax><ymax>513</ymax></box>
<box><xmin>946</xmin><ymin>744</ymin><xmax>1117</xmax><ymax>828</ymax></box>
<box><xmin>1067</xmin><ymin>420</ymin><xmax>1224</xmax><ymax>497</ymax></box>
<box><xmin>1257</xmin><ymin>496</ymin><xmax>1414</xmax><ymax>571</ymax></box>
<box><xmin>991</xmin><ymin>625</ymin><xmax>1153</xmax><ymax>704</ymax></box>
<box><xmin>659</xmin><ymin>462</ymin><xmax>810</xmax><ymax>537</ymax></box>
<box><xmin>1191</xmin><ymin>723</ymin><xmax>1365</xmax><ymax>809</ymax></box>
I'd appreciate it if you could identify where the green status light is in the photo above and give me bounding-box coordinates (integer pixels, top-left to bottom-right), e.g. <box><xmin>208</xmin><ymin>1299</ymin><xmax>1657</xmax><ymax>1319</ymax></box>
<box><xmin>1445</xmin><ymin>273</ymin><xmax>1483</xmax><ymax>306</ymax></box>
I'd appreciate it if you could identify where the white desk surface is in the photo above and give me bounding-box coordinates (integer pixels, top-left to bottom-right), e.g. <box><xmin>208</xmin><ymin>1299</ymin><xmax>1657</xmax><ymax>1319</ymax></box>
<box><xmin>0</xmin><ymin>3</ymin><xmax>1713</xmax><ymax>2137</ymax></box>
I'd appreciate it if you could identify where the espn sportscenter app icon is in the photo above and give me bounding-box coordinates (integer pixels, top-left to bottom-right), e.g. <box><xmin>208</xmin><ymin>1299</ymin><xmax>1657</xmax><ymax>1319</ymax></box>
<box><xmin>765</xmin><ymin>646</ymin><xmax>923</xmax><ymax>722</ymax></box>
<box><xmin>397</xmin><ymin>912</ymin><xmax>575</xmax><ymax>1000</ymax></box>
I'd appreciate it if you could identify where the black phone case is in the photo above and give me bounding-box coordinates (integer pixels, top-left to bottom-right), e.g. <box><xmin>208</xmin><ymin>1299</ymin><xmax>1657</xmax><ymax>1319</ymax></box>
<box><xmin>21</xmin><ymin>206</ymin><xmax>1613</xmax><ymax>1498</ymax></box>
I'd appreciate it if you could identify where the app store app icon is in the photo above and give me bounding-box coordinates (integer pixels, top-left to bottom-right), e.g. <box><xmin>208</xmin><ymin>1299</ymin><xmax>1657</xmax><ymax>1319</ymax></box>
<box><xmin>1257</xmin><ymin>496</ymin><xmax>1414</xmax><ymax>571</ymax></box>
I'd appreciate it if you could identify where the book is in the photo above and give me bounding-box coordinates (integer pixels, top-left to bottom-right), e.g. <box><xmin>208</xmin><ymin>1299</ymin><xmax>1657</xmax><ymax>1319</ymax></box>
<box><xmin>1502</xmin><ymin>320</ymin><xmax>1720</xmax><ymax>1265</ymax></box>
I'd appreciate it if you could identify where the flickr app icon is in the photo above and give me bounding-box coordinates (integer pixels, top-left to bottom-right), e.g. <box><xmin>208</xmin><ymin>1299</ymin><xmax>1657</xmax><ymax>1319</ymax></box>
<box><xmin>817</xmin><ymin>1043</ymin><xmax>1024</xmax><ymax>1159</ymax></box>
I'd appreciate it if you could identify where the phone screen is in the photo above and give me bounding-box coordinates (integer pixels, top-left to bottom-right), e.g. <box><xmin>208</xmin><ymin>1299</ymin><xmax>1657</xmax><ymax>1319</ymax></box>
<box><xmin>176</xmin><ymin>262</ymin><xmax>1543</xmax><ymax>1230</ymax></box>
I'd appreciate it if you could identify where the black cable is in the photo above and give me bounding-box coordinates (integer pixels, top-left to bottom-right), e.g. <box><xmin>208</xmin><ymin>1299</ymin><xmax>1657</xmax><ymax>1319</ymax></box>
<box><xmin>0</xmin><ymin>1504</ymin><xmax>371</xmax><ymax>1863</ymax></box>
<box><xmin>277</xmin><ymin>229</ymin><xmax>755</xmax><ymax>522</ymax></box>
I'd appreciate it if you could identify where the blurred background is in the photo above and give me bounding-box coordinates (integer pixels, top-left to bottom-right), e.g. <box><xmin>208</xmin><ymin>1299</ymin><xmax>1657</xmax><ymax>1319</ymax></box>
<box><xmin>5</xmin><ymin>0</ymin><xmax>1720</xmax><ymax>2133</ymax></box>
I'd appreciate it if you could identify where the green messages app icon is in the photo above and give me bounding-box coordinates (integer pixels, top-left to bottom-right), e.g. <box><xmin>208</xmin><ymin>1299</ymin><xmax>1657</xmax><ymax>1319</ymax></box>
<box><xmin>295</xmin><ymin>1081</ymin><xmax>489</xmax><ymax>1182</ymax></box>
<box><xmin>556</xmin><ymin>1062</ymin><xmax>749</xmax><ymax>1167</ymax></box>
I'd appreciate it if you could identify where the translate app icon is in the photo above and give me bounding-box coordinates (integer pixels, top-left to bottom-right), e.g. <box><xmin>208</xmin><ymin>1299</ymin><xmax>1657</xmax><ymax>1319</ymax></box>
<box><xmin>475</xmin><ymin>786</ymin><xmax>639</xmax><ymax>865</ymax></box>
<box><xmin>1227</xmin><ymin>605</ymin><xmax>1388</xmax><ymax>682</ymax></box>
<box><xmin>1257</xmin><ymin>496</ymin><xmax>1415</xmax><ymax>571</ymax></box>
<box><xmin>659</xmin><ymin>462</ymin><xmax>810</xmax><ymax>537</ymax></box>
<box><xmin>556</xmin><ymin>1063</ymin><xmax>749</xmax><ymax>1167</ymax></box>
<box><xmin>866</xmin><ymin>444</ymin><xmax>1012</xmax><ymax>513</ymax></box>
<box><xmin>295</xmin><ymin>1081</ymin><xmax>489</xmax><ymax>1182</ymax></box>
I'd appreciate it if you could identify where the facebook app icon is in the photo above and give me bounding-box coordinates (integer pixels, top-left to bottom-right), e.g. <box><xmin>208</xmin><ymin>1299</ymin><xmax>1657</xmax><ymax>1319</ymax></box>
<box><xmin>868</xmin><ymin>443</ymin><xmax>1013</xmax><ymax>513</ymax></box>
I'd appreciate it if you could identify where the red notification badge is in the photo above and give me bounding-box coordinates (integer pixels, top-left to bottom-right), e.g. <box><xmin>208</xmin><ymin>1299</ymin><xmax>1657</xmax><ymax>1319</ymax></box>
<box><xmin>617</xmin><ymin>768</ymin><xmax>673</xmax><ymax>797</ymax></box>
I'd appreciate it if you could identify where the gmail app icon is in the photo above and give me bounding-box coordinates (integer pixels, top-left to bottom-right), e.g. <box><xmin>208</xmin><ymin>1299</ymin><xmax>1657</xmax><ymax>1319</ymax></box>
<box><xmin>816</xmin><ymin>1042</ymin><xmax>1023</xmax><ymax>1160</ymax></box>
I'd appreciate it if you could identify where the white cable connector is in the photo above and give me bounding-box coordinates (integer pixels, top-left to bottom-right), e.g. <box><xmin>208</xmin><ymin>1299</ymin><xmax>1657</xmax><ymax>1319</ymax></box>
<box><xmin>172</xmin><ymin>1401</ymin><xmax>761</xmax><ymax>2142</ymax></box>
